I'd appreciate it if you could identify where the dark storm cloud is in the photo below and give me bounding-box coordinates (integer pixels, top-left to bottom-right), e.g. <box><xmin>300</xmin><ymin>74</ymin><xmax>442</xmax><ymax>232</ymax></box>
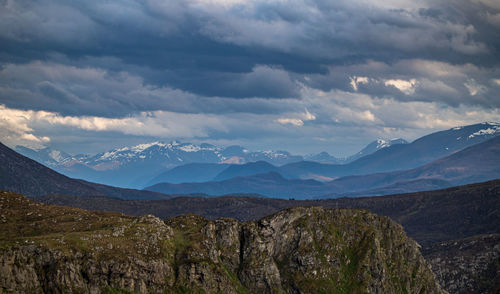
<box><xmin>0</xmin><ymin>61</ymin><xmax>301</xmax><ymax>117</ymax></box>
<box><xmin>0</xmin><ymin>0</ymin><xmax>499</xmax><ymax>119</ymax></box>
<box><xmin>304</xmin><ymin>59</ymin><xmax>500</xmax><ymax>108</ymax></box>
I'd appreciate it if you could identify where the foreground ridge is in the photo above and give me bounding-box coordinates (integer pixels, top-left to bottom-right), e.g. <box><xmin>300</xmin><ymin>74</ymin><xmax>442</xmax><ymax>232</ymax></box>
<box><xmin>0</xmin><ymin>191</ymin><xmax>445</xmax><ymax>293</ymax></box>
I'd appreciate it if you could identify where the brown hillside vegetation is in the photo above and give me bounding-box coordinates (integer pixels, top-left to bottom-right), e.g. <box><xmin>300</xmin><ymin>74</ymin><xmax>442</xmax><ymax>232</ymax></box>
<box><xmin>0</xmin><ymin>191</ymin><xmax>444</xmax><ymax>294</ymax></box>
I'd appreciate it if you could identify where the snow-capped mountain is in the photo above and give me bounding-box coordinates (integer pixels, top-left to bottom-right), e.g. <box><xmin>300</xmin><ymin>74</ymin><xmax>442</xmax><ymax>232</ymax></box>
<box><xmin>17</xmin><ymin>141</ymin><xmax>306</xmax><ymax>170</ymax></box>
<box><xmin>15</xmin><ymin>141</ymin><xmax>305</xmax><ymax>188</ymax></box>
<box><xmin>347</xmin><ymin>138</ymin><xmax>408</xmax><ymax>162</ymax></box>
<box><xmin>14</xmin><ymin>122</ymin><xmax>500</xmax><ymax>189</ymax></box>
<box><xmin>433</xmin><ymin>122</ymin><xmax>500</xmax><ymax>150</ymax></box>
<box><xmin>86</xmin><ymin>141</ymin><xmax>223</xmax><ymax>169</ymax></box>
<box><xmin>281</xmin><ymin>122</ymin><xmax>500</xmax><ymax>181</ymax></box>
<box><xmin>304</xmin><ymin>152</ymin><xmax>343</xmax><ymax>164</ymax></box>
<box><xmin>305</xmin><ymin>138</ymin><xmax>408</xmax><ymax>164</ymax></box>
<box><xmin>15</xmin><ymin>146</ymin><xmax>75</xmax><ymax>167</ymax></box>
<box><xmin>83</xmin><ymin>141</ymin><xmax>303</xmax><ymax>169</ymax></box>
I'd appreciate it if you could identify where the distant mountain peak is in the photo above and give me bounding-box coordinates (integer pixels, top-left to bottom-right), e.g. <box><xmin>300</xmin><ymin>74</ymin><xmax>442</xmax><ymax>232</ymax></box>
<box><xmin>348</xmin><ymin>138</ymin><xmax>408</xmax><ymax>162</ymax></box>
<box><xmin>304</xmin><ymin>138</ymin><xmax>408</xmax><ymax>164</ymax></box>
<box><xmin>16</xmin><ymin>141</ymin><xmax>304</xmax><ymax>188</ymax></box>
<box><xmin>374</xmin><ymin>138</ymin><xmax>407</xmax><ymax>149</ymax></box>
<box><xmin>304</xmin><ymin>151</ymin><xmax>342</xmax><ymax>164</ymax></box>
<box><xmin>14</xmin><ymin>145</ymin><xmax>74</xmax><ymax>166</ymax></box>
<box><xmin>375</xmin><ymin>139</ymin><xmax>391</xmax><ymax>149</ymax></box>
<box><xmin>130</xmin><ymin>141</ymin><xmax>167</xmax><ymax>152</ymax></box>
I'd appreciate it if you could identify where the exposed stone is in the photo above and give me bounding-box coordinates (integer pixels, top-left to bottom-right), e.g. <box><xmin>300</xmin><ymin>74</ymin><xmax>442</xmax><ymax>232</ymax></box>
<box><xmin>423</xmin><ymin>234</ymin><xmax>500</xmax><ymax>294</ymax></box>
<box><xmin>0</xmin><ymin>192</ymin><xmax>445</xmax><ymax>293</ymax></box>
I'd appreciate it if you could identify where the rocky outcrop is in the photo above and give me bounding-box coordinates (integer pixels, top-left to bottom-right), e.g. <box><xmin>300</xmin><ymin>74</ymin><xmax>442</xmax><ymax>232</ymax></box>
<box><xmin>0</xmin><ymin>191</ymin><xmax>445</xmax><ymax>293</ymax></box>
<box><xmin>422</xmin><ymin>234</ymin><xmax>500</xmax><ymax>294</ymax></box>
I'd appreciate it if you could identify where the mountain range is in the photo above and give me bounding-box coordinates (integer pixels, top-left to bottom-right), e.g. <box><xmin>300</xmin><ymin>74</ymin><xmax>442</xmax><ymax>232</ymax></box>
<box><xmin>4</xmin><ymin>122</ymin><xmax>500</xmax><ymax>200</ymax></box>
<box><xmin>142</xmin><ymin>122</ymin><xmax>500</xmax><ymax>187</ymax></box>
<box><xmin>278</xmin><ymin>122</ymin><xmax>500</xmax><ymax>181</ymax></box>
<box><xmin>15</xmin><ymin>141</ymin><xmax>303</xmax><ymax>188</ymax></box>
<box><xmin>1</xmin><ymin>124</ymin><xmax>499</xmax><ymax>293</ymax></box>
<box><xmin>145</xmin><ymin>134</ymin><xmax>500</xmax><ymax>199</ymax></box>
<box><xmin>0</xmin><ymin>142</ymin><xmax>173</xmax><ymax>200</ymax></box>
<box><xmin>312</xmin><ymin>138</ymin><xmax>409</xmax><ymax>163</ymax></box>
<box><xmin>15</xmin><ymin>136</ymin><xmax>408</xmax><ymax>188</ymax></box>
<box><xmin>1</xmin><ymin>122</ymin><xmax>498</xmax><ymax>294</ymax></box>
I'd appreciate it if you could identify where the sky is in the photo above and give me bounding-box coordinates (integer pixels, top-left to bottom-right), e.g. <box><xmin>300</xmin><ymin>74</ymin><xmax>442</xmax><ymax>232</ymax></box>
<box><xmin>1</xmin><ymin>0</ymin><xmax>500</xmax><ymax>156</ymax></box>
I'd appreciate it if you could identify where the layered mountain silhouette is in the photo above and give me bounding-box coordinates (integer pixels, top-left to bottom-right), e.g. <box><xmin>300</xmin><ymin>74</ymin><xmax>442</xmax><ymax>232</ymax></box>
<box><xmin>146</xmin><ymin>122</ymin><xmax>500</xmax><ymax>186</ymax></box>
<box><xmin>0</xmin><ymin>143</ymin><xmax>173</xmax><ymax>200</ymax></box>
<box><xmin>279</xmin><ymin>122</ymin><xmax>500</xmax><ymax>180</ymax></box>
<box><xmin>145</xmin><ymin>135</ymin><xmax>500</xmax><ymax>199</ymax></box>
<box><xmin>15</xmin><ymin>134</ymin><xmax>413</xmax><ymax>188</ymax></box>
<box><xmin>4</xmin><ymin>122</ymin><xmax>500</xmax><ymax>200</ymax></box>
<box><xmin>213</xmin><ymin>161</ymin><xmax>281</xmax><ymax>181</ymax></box>
<box><xmin>342</xmin><ymin>138</ymin><xmax>409</xmax><ymax>162</ymax></box>
<box><xmin>36</xmin><ymin>179</ymin><xmax>500</xmax><ymax>247</ymax></box>
<box><xmin>15</xmin><ymin>141</ymin><xmax>304</xmax><ymax>188</ymax></box>
<box><xmin>322</xmin><ymin>133</ymin><xmax>500</xmax><ymax>197</ymax></box>
<box><xmin>147</xmin><ymin>172</ymin><xmax>325</xmax><ymax>199</ymax></box>
<box><xmin>146</xmin><ymin>163</ymin><xmax>230</xmax><ymax>186</ymax></box>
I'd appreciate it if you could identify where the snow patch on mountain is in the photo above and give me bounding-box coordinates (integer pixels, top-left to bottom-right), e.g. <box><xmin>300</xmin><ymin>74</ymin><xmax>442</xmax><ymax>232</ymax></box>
<box><xmin>131</xmin><ymin>142</ymin><xmax>167</xmax><ymax>153</ymax></box>
<box><xmin>48</xmin><ymin>150</ymin><xmax>65</xmax><ymax>163</ymax></box>
<box><xmin>450</xmin><ymin>122</ymin><xmax>500</xmax><ymax>140</ymax></box>
<box><xmin>468</xmin><ymin>126</ymin><xmax>500</xmax><ymax>139</ymax></box>
<box><xmin>262</xmin><ymin>150</ymin><xmax>289</xmax><ymax>159</ymax></box>
<box><xmin>375</xmin><ymin>139</ymin><xmax>391</xmax><ymax>149</ymax></box>
<box><xmin>451</xmin><ymin>122</ymin><xmax>500</xmax><ymax>140</ymax></box>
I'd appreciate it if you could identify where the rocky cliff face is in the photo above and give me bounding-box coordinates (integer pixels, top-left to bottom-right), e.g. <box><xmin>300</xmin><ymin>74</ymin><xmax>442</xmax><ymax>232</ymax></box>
<box><xmin>423</xmin><ymin>234</ymin><xmax>500</xmax><ymax>294</ymax></box>
<box><xmin>0</xmin><ymin>191</ymin><xmax>445</xmax><ymax>293</ymax></box>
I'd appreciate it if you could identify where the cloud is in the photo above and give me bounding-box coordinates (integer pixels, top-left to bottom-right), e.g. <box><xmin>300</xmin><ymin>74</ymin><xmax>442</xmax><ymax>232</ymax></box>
<box><xmin>350</xmin><ymin>76</ymin><xmax>370</xmax><ymax>91</ymax></box>
<box><xmin>0</xmin><ymin>61</ymin><xmax>304</xmax><ymax>118</ymax></box>
<box><xmin>0</xmin><ymin>104</ymin><xmax>228</xmax><ymax>148</ymax></box>
<box><xmin>384</xmin><ymin>79</ymin><xmax>417</xmax><ymax>95</ymax></box>
<box><xmin>1</xmin><ymin>0</ymin><xmax>500</xmax><ymax>155</ymax></box>
<box><xmin>1</xmin><ymin>0</ymin><xmax>499</xmax><ymax>99</ymax></box>
<box><xmin>192</xmin><ymin>65</ymin><xmax>300</xmax><ymax>98</ymax></box>
<box><xmin>20</xmin><ymin>133</ymin><xmax>50</xmax><ymax>143</ymax></box>
<box><xmin>306</xmin><ymin>59</ymin><xmax>500</xmax><ymax>108</ymax></box>
<box><xmin>0</xmin><ymin>105</ymin><xmax>51</xmax><ymax>148</ymax></box>
<box><xmin>276</xmin><ymin>109</ymin><xmax>316</xmax><ymax>126</ymax></box>
<box><xmin>277</xmin><ymin>118</ymin><xmax>305</xmax><ymax>126</ymax></box>
<box><xmin>299</xmin><ymin>86</ymin><xmax>500</xmax><ymax>131</ymax></box>
<box><xmin>464</xmin><ymin>79</ymin><xmax>487</xmax><ymax>96</ymax></box>
<box><xmin>301</xmin><ymin>109</ymin><xmax>316</xmax><ymax>121</ymax></box>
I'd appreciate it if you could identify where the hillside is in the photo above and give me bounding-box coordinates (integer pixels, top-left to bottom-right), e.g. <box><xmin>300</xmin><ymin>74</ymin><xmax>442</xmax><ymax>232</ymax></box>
<box><xmin>15</xmin><ymin>141</ymin><xmax>304</xmax><ymax>188</ymax></box>
<box><xmin>280</xmin><ymin>122</ymin><xmax>500</xmax><ymax>180</ymax></box>
<box><xmin>0</xmin><ymin>191</ymin><xmax>444</xmax><ymax>293</ymax></box>
<box><xmin>147</xmin><ymin>172</ymin><xmax>326</xmax><ymax>198</ymax></box>
<box><xmin>213</xmin><ymin>161</ymin><xmax>280</xmax><ymax>181</ymax></box>
<box><xmin>145</xmin><ymin>135</ymin><xmax>500</xmax><ymax>198</ymax></box>
<box><xmin>423</xmin><ymin>234</ymin><xmax>500</xmax><ymax>294</ymax></box>
<box><xmin>41</xmin><ymin>179</ymin><xmax>500</xmax><ymax>247</ymax></box>
<box><xmin>0</xmin><ymin>143</ymin><xmax>173</xmax><ymax>200</ymax></box>
<box><xmin>33</xmin><ymin>180</ymin><xmax>500</xmax><ymax>293</ymax></box>
<box><xmin>323</xmin><ymin>134</ymin><xmax>500</xmax><ymax>197</ymax></box>
<box><xmin>146</xmin><ymin>163</ymin><xmax>230</xmax><ymax>186</ymax></box>
<box><xmin>0</xmin><ymin>142</ymin><xmax>105</xmax><ymax>197</ymax></box>
<box><xmin>15</xmin><ymin>123</ymin><xmax>498</xmax><ymax>188</ymax></box>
